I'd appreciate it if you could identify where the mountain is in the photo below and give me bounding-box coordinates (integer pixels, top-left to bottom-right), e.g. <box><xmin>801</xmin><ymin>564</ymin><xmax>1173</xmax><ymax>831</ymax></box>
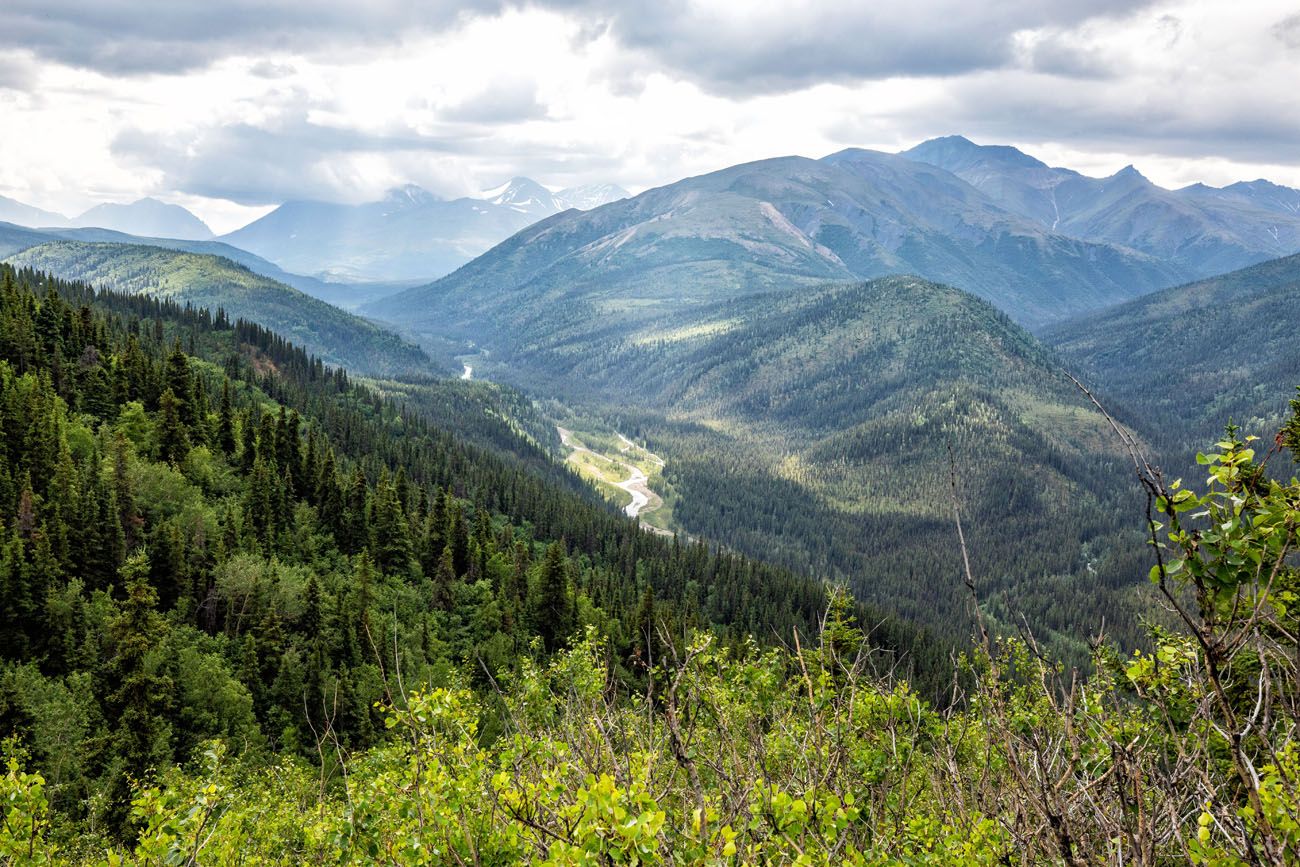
<box><xmin>479</xmin><ymin>177</ymin><xmax>562</xmax><ymax>217</ymax></box>
<box><xmin>1044</xmin><ymin>251</ymin><xmax>1300</xmax><ymax>451</ymax></box>
<box><xmin>70</xmin><ymin>197</ymin><xmax>214</xmax><ymax>240</ymax></box>
<box><xmin>220</xmin><ymin>177</ymin><xmax>624</xmax><ymax>283</ymax></box>
<box><xmin>554</xmin><ymin>182</ymin><xmax>630</xmax><ymax>211</ymax></box>
<box><xmin>0</xmin><ymin>220</ymin><xmax>61</xmax><ymax>255</ymax></box>
<box><xmin>903</xmin><ymin>135</ymin><xmax>1300</xmax><ymax>278</ymax></box>
<box><xmin>0</xmin><ymin>194</ymin><xmax>68</xmax><ymax>228</ymax></box>
<box><xmin>0</xmin><ymin>220</ymin><xmax>395</xmax><ymax>310</ymax></box>
<box><xmin>3</xmin><ymin>241</ymin><xmax>431</xmax><ymax>375</ymax></box>
<box><xmin>369</xmin><ymin>149</ymin><xmax>1185</xmax><ymax>337</ymax></box>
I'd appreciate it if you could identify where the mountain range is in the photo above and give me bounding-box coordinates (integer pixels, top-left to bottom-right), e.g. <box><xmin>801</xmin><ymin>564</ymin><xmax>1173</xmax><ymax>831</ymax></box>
<box><xmin>366</xmin><ymin>147</ymin><xmax>1189</xmax><ymax>345</ymax></box>
<box><xmin>354</xmin><ymin>139</ymin><xmax>1300</xmax><ymax>656</ymax></box>
<box><xmin>0</xmin><ymin>179</ymin><xmax>630</xmax><ymax>285</ymax></box>
<box><xmin>7</xmin><ymin>136</ymin><xmax>1300</xmax><ymax>304</ymax></box>
<box><xmin>903</xmin><ymin>135</ymin><xmax>1300</xmax><ymax>278</ymax></box>
<box><xmin>0</xmin><ymin>195</ymin><xmax>216</xmax><ymax>240</ymax></box>
<box><xmin>0</xmin><ymin>136</ymin><xmax>1295</xmax><ymax>664</ymax></box>
<box><xmin>220</xmin><ymin>178</ymin><xmax>629</xmax><ymax>282</ymax></box>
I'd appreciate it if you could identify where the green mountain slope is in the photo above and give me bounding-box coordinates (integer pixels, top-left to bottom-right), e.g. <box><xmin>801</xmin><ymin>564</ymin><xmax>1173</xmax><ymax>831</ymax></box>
<box><xmin>3</xmin><ymin>240</ymin><xmax>432</xmax><ymax>376</ymax></box>
<box><xmin>0</xmin><ymin>219</ymin><xmax>397</xmax><ymax>310</ymax></box>
<box><xmin>1044</xmin><ymin>251</ymin><xmax>1300</xmax><ymax>452</ymax></box>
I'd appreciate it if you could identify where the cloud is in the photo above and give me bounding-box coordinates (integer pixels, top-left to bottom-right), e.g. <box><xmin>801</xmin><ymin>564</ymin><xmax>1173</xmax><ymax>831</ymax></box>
<box><xmin>110</xmin><ymin>115</ymin><xmax>480</xmax><ymax>204</ymax></box>
<box><xmin>0</xmin><ymin>0</ymin><xmax>499</xmax><ymax>75</ymax></box>
<box><xmin>440</xmin><ymin>79</ymin><xmax>548</xmax><ymax>124</ymax></box>
<box><xmin>560</xmin><ymin>0</ymin><xmax>1158</xmax><ymax>96</ymax></box>
<box><xmin>249</xmin><ymin>60</ymin><xmax>296</xmax><ymax>79</ymax></box>
<box><xmin>1274</xmin><ymin>13</ymin><xmax>1300</xmax><ymax>49</ymax></box>
<box><xmin>1</xmin><ymin>0</ymin><xmax>1157</xmax><ymax>90</ymax></box>
<box><xmin>0</xmin><ymin>54</ymin><xmax>36</xmax><ymax>91</ymax></box>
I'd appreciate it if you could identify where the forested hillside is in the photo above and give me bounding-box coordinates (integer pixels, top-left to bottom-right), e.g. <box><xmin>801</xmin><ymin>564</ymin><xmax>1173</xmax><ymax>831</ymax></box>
<box><xmin>2</xmin><ymin>242</ymin><xmax>430</xmax><ymax>376</ymax></box>
<box><xmin>0</xmin><ymin>264</ymin><xmax>948</xmax><ymax>857</ymax></box>
<box><xmin>3</xmin><ymin>330</ymin><xmax>1296</xmax><ymax>861</ymax></box>
<box><xmin>0</xmin><ymin>219</ymin><xmax>389</xmax><ymax>310</ymax></box>
<box><xmin>389</xmin><ymin>275</ymin><xmax>1155</xmax><ymax>659</ymax></box>
<box><xmin>1045</xmin><ymin>252</ymin><xmax>1300</xmax><ymax>454</ymax></box>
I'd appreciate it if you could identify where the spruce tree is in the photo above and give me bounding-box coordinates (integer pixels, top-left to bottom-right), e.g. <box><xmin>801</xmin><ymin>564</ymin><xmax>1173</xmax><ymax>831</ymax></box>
<box><xmin>217</xmin><ymin>378</ymin><xmax>236</xmax><ymax>456</ymax></box>
<box><xmin>156</xmin><ymin>387</ymin><xmax>189</xmax><ymax>464</ymax></box>
<box><xmin>106</xmin><ymin>550</ymin><xmax>174</xmax><ymax>806</ymax></box>
<box><xmin>530</xmin><ymin>541</ymin><xmax>573</xmax><ymax>653</ymax></box>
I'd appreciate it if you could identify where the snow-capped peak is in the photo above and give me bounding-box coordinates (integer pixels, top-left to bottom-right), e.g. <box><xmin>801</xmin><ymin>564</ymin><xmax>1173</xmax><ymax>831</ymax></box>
<box><xmin>554</xmin><ymin>183</ymin><xmax>631</xmax><ymax>211</ymax></box>
<box><xmin>476</xmin><ymin>177</ymin><xmax>561</xmax><ymax>214</ymax></box>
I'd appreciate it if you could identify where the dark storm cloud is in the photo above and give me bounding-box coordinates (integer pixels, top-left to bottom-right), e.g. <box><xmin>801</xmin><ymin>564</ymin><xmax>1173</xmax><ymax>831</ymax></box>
<box><xmin>0</xmin><ymin>0</ymin><xmax>500</xmax><ymax>75</ymax></box>
<box><xmin>2</xmin><ymin>0</ymin><xmax>1159</xmax><ymax>90</ymax></box>
<box><xmin>563</xmin><ymin>0</ymin><xmax>1159</xmax><ymax>95</ymax></box>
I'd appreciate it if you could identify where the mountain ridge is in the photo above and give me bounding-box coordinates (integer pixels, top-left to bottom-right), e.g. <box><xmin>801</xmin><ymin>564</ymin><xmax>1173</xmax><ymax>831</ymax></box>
<box><xmin>367</xmin><ymin>148</ymin><xmax>1187</xmax><ymax>337</ymax></box>
<box><xmin>3</xmin><ymin>240</ymin><xmax>432</xmax><ymax>376</ymax></box>
<box><xmin>1044</xmin><ymin>250</ymin><xmax>1300</xmax><ymax>450</ymax></box>
<box><xmin>902</xmin><ymin>135</ymin><xmax>1300</xmax><ymax>276</ymax></box>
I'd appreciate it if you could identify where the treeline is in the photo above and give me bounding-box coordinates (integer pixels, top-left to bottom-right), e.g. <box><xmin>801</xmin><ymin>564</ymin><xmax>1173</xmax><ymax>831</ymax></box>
<box><xmin>0</xmin><ymin>264</ymin><xmax>948</xmax><ymax>843</ymax></box>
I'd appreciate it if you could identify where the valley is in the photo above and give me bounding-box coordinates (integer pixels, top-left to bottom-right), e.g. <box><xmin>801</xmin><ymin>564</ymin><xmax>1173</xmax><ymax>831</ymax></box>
<box><xmin>556</xmin><ymin>423</ymin><xmax>674</xmax><ymax>534</ymax></box>
<box><xmin>2</xmin><ymin>77</ymin><xmax>1298</xmax><ymax>857</ymax></box>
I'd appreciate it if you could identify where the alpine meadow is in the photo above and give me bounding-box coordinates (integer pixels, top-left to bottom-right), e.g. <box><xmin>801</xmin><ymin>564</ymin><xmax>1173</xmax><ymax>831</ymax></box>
<box><xmin>1</xmin><ymin>2</ymin><xmax>1298</xmax><ymax>865</ymax></box>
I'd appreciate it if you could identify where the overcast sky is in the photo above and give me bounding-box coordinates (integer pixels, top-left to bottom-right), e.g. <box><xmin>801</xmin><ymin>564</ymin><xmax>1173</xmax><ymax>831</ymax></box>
<box><xmin>2</xmin><ymin>0</ymin><xmax>1299</xmax><ymax>233</ymax></box>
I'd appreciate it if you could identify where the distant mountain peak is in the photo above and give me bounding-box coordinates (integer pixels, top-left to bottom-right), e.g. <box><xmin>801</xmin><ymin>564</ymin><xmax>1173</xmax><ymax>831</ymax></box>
<box><xmin>72</xmin><ymin>197</ymin><xmax>213</xmax><ymax>241</ymax></box>
<box><xmin>902</xmin><ymin>135</ymin><xmax>1047</xmax><ymax>172</ymax></box>
<box><xmin>0</xmin><ymin>195</ymin><xmax>69</xmax><ymax>229</ymax></box>
<box><xmin>1111</xmin><ymin>164</ymin><xmax>1149</xmax><ymax>182</ymax></box>
<box><xmin>924</xmin><ymin>134</ymin><xmax>976</xmax><ymax>148</ymax></box>
<box><xmin>479</xmin><ymin>177</ymin><xmax>554</xmax><ymax>208</ymax></box>
<box><xmin>382</xmin><ymin>184</ymin><xmax>439</xmax><ymax>208</ymax></box>
<box><xmin>554</xmin><ymin>183</ymin><xmax>631</xmax><ymax>211</ymax></box>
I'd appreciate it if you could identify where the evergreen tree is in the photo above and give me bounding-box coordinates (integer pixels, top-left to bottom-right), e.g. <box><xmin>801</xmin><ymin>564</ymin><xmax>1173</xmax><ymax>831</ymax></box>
<box><xmin>156</xmin><ymin>387</ymin><xmax>189</xmax><ymax>464</ymax></box>
<box><xmin>217</xmin><ymin>378</ymin><xmax>236</xmax><ymax>455</ymax></box>
<box><xmin>531</xmin><ymin>541</ymin><xmax>573</xmax><ymax>653</ymax></box>
<box><xmin>368</xmin><ymin>471</ymin><xmax>412</xmax><ymax>577</ymax></box>
<box><xmin>105</xmin><ymin>550</ymin><xmax>174</xmax><ymax>806</ymax></box>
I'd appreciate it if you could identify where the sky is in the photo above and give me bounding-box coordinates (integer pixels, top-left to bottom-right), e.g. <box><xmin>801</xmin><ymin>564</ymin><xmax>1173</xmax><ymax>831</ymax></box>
<box><xmin>2</xmin><ymin>0</ymin><xmax>1299</xmax><ymax>233</ymax></box>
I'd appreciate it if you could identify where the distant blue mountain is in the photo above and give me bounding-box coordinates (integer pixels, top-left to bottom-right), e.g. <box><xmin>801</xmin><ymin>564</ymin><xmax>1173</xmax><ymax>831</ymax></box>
<box><xmin>903</xmin><ymin>135</ymin><xmax>1300</xmax><ymax>277</ymax></box>
<box><xmin>70</xmin><ymin>197</ymin><xmax>214</xmax><ymax>240</ymax></box>
<box><xmin>221</xmin><ymin>178</ymin><xmax>628</xmax><ymax>282</ymax></box>
<box><xmin>0</xmin><ymin>194</ymin><xmax>68</xmax><ymax>228</ymax></box>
